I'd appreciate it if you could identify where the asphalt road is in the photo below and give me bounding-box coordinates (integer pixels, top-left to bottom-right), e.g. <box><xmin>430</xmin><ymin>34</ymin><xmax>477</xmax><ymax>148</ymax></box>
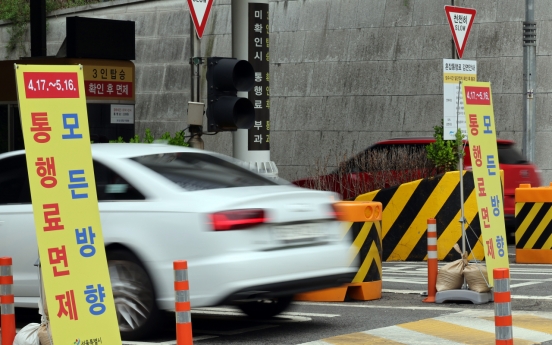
<box><xmin>5</xmin><ymin>245</ymin><xmax>552</xmax><ymax>345</ymax></box>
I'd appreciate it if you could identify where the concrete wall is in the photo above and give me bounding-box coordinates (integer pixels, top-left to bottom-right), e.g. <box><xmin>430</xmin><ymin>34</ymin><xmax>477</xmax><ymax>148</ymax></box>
<box><xmin>1</xmin><ymin>0</ymin><xmax>551</xmax><ymax>184</ymax></box>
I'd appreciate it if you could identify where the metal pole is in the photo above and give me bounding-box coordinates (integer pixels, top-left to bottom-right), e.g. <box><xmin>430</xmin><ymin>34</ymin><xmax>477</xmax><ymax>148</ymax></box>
<box><xmin>523</xmin><ymin>0</ymin><xmax>536</xmax><ymax>162</ymax></box>
<box><xmin>451</xmin><ymin>0</ymin><xmax>456</xmax><ymax>59</ymax></box>
<box><xmin>190</xmin><ymin>19</ymin><xmax>195</xmax><ymax>102</ymax></box>
<box><xmin>188</xmin><ymin>15</ymin><xmax>204</xmax><ymax>149</ymax></box>
<box><xmin>458</xmin><ymin>79</ymin><xmax>467</xmax><ymax>289</ymax></box>
<box><xmin>190</xmin><ymin>20</ymin><xmax>201</xmax><ymax>102</ymax></box>
<box><xmin>30</xmin><ymin>0</ymin><xmax>47</xmax><ymax>57</ymax></box>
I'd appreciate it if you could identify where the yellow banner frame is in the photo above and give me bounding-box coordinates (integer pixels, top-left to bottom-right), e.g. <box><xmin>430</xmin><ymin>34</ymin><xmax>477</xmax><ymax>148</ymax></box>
<box><xmin>15</xmin><ymin>64</ymin><xmax>121</xmax><ymax>344</ymax></box>
<box><xmin>462</xmin><ymin>80</ymin><xmax>510</xmax><ymax>286</ymax></box>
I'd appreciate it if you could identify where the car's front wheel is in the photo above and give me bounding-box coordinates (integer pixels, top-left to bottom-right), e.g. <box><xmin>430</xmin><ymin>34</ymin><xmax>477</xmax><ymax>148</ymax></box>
<box><xmin>237</xmin><ymin>295</ymin><xmax>294</xmax><ymax>318</ymax></box>
<box><xmin>107</xmin><ymin>250</ymin><xmax>158</xmax><ymax>340</ymax></box>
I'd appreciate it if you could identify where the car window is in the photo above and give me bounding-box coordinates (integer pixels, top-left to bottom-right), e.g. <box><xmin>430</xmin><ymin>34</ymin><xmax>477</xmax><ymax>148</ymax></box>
<box><xmin>0</xmin><ymin>154</ymin><xmax>144</xmax><ymax>204</ymax></box>
<box><xmin>131</xmin><ymin>152</ymin><xmax>277</xmax><ymax>191</ymax></box>
<box><xmin>0</xmin><ymin>154</ymin><xmax>31</xmax><ymax>204</ymax></box>
<box><xmin>497</xmin><ymin>144</ymin><xmax>528</xmax><ymax>165</ymax></box>
<box><xmin>93</xmin><ymin>161</ymin><xmax>145</xmax><ymax>201</ymax></box>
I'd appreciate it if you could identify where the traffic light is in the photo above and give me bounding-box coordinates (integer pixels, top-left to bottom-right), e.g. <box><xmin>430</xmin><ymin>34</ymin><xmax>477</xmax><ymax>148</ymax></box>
<box><xmin>206</xmin><ymin>57</ymin><xmax>255</xmax><ymax>132</ymax></box>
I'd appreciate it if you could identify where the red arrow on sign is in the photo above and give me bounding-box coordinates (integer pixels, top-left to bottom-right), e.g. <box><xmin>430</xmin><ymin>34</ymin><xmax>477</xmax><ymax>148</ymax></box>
<box><xmin>444</xmin><ymin>6</ymin><xmax>476</xmax><ymax>59</ymax></box>
<box><xmin>187</xmin><ymin>0</ymin><xmax>214</xmax><ymax>39</ymax></box>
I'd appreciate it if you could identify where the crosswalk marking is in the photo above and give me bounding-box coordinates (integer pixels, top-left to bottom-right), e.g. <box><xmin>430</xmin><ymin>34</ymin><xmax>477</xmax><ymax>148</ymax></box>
<box><xmin>481</xmin><ymin>314</ymin><xmax>552</xmax><ymax>335</ymax></box>
<box><xmin>367</xmin><ymin>326</ymin><xmax>466</xmax><ymax>345</ymax></box>
<box><xmin>310</xmin><ymin>332</ymin><xmax>405</xmax><ymax>345</ymax></box>
<box><xmin>400</xmin><ymin>318</ymin><xmax>532</xmax><ymax>345</ymax></box>
<box><xmin>450</xmin><ymin>314</ymin><xmax>551</xmax><ymax>343</ymax></box>
<box><xmin>299</xmin><ymin>310</ymin><xmax>552</xmax><ymax>345</ymax></box>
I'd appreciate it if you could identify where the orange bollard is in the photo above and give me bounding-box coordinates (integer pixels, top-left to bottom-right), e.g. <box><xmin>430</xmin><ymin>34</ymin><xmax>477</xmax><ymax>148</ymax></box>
<box><xmin>1</xmin><ymin>257</ymin><xmax>16</xmax><ymax>345</ymax></box>
<box><xmin>174</xmin><ymin>260</ymin><xmax>193</xmax><ymax>345</ymax></box>
<box><xmin>494</xmin><ymin>268</ymin><xmax>513</xmax><ymax>345</ymax></box>
<box><xmin>423</xmin><ymin>219</ymin><xmax>437</xmax><ymax>303</ymax></box>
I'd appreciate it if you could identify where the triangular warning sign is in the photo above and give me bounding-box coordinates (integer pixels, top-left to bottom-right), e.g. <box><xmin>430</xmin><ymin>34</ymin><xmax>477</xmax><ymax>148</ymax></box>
<box><xmin>187</xmin><ymin>0</ymin><xmax>214</xmax><ymax>39</ymax></box>
<box><xmin>444</xmin><ymin>6</ymin><xmax>476</xmax><ymax>59</ymax></box>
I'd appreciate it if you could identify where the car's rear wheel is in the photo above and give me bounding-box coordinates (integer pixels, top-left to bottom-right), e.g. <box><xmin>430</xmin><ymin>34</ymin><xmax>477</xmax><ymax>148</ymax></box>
<box><xmin>107</xmin><ymin>250</ymin><xmax>158</xmax><ymax>340</ymax></box>
<box><xmin>237</xmin><ymin>295</ymin><xmax>294</xmax><ymax>318</ymax></box>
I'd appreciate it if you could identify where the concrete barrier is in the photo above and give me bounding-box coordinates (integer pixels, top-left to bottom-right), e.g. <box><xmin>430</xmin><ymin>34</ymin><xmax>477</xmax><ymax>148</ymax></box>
<box><xmin>515</xmin><ymin>183</ymin><xmax>552</xmax><ymax>264</ymax></box>
<box><xmin>295</xmin><ymin>201</ymin><xmax>383</xmax><ymax>302</ymax></box>
<box><xmin>356</xmin><ymin>171</ymin><xmax>485</xmax><ymax>262</ymax></box>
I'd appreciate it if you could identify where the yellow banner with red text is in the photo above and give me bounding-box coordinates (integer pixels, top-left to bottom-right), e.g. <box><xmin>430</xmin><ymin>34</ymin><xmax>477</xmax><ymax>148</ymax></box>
<box><xmin>462</xmin><ymin>81</ymin><xmax>510</xmax><ymax>286</ymax></box>
<box><xmin>15</xmin><ymin>64</ymin><xmax>121</xmax><ymax>344</ymax></box>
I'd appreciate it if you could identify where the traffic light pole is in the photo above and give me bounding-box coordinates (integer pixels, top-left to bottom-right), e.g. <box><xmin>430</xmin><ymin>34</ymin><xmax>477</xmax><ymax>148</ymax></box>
<box><xmin>523</xmin><ymin>0</ymin><xmax>536</xmax><ymax>163</ymax></box>
<box><xmin>231</xmin><ymin>0</ymin><xmax>277</xmax><ymax>177</ymax></box>
<box><xmin>189</xmin><ymin>16</ymin><xmax>204</xmax><ymax>149</ymax></box>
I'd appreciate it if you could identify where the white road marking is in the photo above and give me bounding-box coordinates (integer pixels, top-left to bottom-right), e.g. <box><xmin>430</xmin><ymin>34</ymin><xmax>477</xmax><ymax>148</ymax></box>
<box><xmin>193</xmin><ymin>336</ymin><xmax>219</xmax><ymax>342</ymax></box>
<box><xmin>384</xmin><ymin>278</ymin><xmax>428</xmax><ymax>284</ymax></box>
<box><xmin>122</xmin><ymin>336</ymin><xmax>219</xmax><ymax>345</ymax></box>
<box><xmin>511</xmin><ymin>294</ymin><xmax>552</xmax><ymax>300</ymax></box>
<box><xmin>383</xmin><ymin>288</ymin><xmax>426</xmax><ymax>294</ymax></box>
<box><xmin>384</xmin><ymin>287</ymin><xmax>552</xmax><ymax>300</ymax></box>
<box><xmin>293</xmin><ymin>301</ymin><xmax>468</xmax><ymax>312</ymax></box>
<box><xmin>382</xmin><ymin>288</ymin><xmax>552</xmax><ymax>301</ymax></box>
<box><xmin>510</xmin><ymin>281</ymin><xmax>545</xmax><ymax>288</ymax></box>
<box><xmin>191</xmin><ymin>307</ymin><xmax>339</xmax><ymax>321</ymax></box>
<box><xmin>194</xmin><ymin>324</ymin><xmax>278</xmax><ymax>336</ymax></box>
<box><xmin>283</xmin><ymin>311</ymin><xmax>340</xmax><ymax>318</ymax></box>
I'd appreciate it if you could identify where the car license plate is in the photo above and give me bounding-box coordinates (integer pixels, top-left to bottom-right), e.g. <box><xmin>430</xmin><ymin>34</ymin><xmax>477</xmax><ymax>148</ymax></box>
<box><xmin>273</xmin><ymin>223</ymin><xmax>325</xmax><ymax>241</ymax></box>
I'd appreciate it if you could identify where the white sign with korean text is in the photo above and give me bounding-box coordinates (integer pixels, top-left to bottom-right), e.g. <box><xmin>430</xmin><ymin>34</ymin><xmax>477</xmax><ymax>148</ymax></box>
<box><xmin>444</xmin><ymin>6</ymin><xmax>476</xmax><ymax>59</ymax></box>
<box><xmin>110</xmin><ymin>104</ymin><xmax>134</xmax><ymax>124</ymax></box>
<box><xmin>443</xmin><ymin>59</ymin><xmax>477</xmax><ymax>140</ymax></box>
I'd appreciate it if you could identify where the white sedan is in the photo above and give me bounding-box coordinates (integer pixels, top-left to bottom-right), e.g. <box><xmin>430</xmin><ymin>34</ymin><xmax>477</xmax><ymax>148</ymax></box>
<box><xmin>0</xmin><ymin>143</ymin><xmax>357</xmax><ymax>340</ymax></box>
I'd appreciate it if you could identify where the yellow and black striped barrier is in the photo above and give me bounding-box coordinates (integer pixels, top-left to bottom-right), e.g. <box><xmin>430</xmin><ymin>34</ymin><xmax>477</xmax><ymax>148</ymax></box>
<box><xmin>295</xmin><ymin>201</ymin><xmax>383</xmax><ymax>301</ymax></box>
<box><xmin>515</xmin><ymin>183</ymin><xmax>552</xmax><ymax>264</ymax></box>
<box><xmin>356</xmin><ymin>170</ymin><xmax>485</xmax><ymax>262</ymax></box>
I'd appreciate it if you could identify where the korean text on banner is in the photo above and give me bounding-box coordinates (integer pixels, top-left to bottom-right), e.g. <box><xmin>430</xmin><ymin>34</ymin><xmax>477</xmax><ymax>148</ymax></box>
<box><xmin>14</xmin><ymin>64</ymin><xmax>121</xmax><ymax>344</ymax></box>
<box><xmin>462</xmin><ymin>81</ymin><xmax>509</xmax><ymax>286</ymax></box>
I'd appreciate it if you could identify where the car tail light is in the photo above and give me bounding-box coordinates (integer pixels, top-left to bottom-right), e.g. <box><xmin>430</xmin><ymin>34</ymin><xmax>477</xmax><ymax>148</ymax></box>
<box><xmin>210</xmin><ymin>209</ymin><xmax>266</xmax><ymax>231</ymax></box>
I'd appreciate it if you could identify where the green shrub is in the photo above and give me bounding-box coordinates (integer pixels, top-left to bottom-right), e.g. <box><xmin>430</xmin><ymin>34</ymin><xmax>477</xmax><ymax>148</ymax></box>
<box><xmin>425</xmin><ymin>120</ymin><xmax>464</xmax><ymax>173</ymax></box>
<box><xmin>108</xmin><ymin>129</ymin><xmax>189</xmax><ymax>147</ymax></box>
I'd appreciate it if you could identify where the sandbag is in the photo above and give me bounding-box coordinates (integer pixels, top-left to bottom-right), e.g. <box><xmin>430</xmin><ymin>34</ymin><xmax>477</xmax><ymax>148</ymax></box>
<box><xmin>436</xmin><ymin>244</ymin><xmax>468</xmax><ymax>292</ymax></box>
<box><xmin>38</xmin><ymin>323</ymin><xmax>53</xmax><ymax>345</ymax></box>
<box><xmin>436</xmin><ymin>258</ymin><xmax>465</xmax><ymax>291</ymax></box>
<box><xmin>464</xmin><ymin>263</ymin><xmax>490</xmax><ymax>292</ymax></box>
<box><xmin>13</xmin><ymin>323</ymin><xmax>40</xmax><ymax>345</ymax></box>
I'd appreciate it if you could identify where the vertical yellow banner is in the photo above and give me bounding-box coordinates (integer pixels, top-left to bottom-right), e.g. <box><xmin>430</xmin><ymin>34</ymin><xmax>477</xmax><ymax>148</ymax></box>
<box><xmin>15</xmin><ymin>64</ymin><xmax>121</xmax><ymax>344</ymax></box>
<box><xmin>462</xmin><ymin>81</ymin><xmax>510</xmax><ymax>286</ymax></box>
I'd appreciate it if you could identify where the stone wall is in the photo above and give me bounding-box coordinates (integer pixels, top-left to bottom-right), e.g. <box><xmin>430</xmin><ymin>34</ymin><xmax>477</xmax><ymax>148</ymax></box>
<box><xmin>1</xmin><ymin>0</ymin><xmax>551</xmax><ymax>184</ymax></box>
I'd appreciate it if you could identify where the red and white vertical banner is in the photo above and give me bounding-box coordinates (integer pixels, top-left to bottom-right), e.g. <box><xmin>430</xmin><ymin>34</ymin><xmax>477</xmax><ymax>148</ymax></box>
<box><xmin>14</xmin><ymin>64</ymin><xmax>121</xmax><ymax>344</ymax></box>
<box><xmin>462</xmin><ymin>81</ymin><xmax>510</xmax><ymax>286</ymax></box>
